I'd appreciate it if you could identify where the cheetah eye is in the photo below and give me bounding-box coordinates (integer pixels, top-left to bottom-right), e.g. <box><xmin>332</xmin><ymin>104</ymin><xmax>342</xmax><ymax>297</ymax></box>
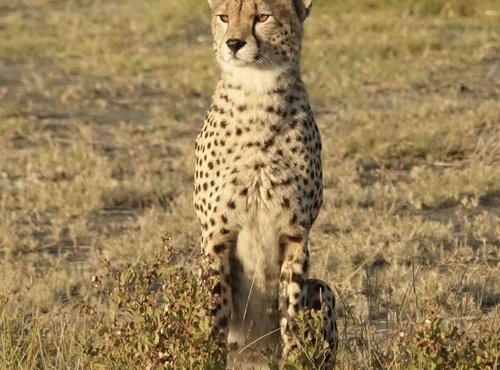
<box><xmin>255</xmin><ymin>14</ymin><xmax>270</xmax><ymax>23</ymax></box>
<box><xmin>219</xmin><ymin>14</ymin><xmax>229</xmax><ymax>23</ymax></box>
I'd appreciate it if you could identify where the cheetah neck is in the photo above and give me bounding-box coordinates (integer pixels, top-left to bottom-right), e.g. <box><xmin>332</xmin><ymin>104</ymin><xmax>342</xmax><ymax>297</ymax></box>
<box><xmin>215</xmin><ymin>65</ymin><xmax>309</xmax><ymax>120</ymax></box>
<box><xmin>220</xmin><ymin>64</ymin><xmax>304</xmax><ymax>95</ymax></box>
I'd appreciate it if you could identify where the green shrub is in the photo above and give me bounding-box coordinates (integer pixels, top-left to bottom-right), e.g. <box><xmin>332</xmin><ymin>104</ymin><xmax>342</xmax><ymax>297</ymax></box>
<box><xmin>281</xmin><ymin>308</ymin><xmax>336</xmax><ymax>370</ymax></box>
<box><xmin>83</xmin><ymin>239</ymin><xmax>227</xmax><ymax>370</ymax></box>
<box><xmin>388</xmin><ymin>316</ymin><xmax>499</xmax><ymax>370</ymax></box>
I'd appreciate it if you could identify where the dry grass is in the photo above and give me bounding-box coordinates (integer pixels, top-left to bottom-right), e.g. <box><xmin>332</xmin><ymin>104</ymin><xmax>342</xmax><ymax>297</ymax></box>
<box><xmin>0</xmin><ymin>0</ymin><xmax>499</xmax><ymax>368</ymax></box>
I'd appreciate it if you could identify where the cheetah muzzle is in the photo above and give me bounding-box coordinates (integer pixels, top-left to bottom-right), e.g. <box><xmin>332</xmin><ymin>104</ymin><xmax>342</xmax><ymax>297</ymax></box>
<box><xmin>194</xmin><ymin>0</ymin><xmax>338</xmax><ymax>366</ymax></box>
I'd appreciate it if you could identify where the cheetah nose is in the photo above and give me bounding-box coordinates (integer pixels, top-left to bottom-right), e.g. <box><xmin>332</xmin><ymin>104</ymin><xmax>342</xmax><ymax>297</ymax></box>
<box><xmin>226</xmin><ymin>39</ymin><xmax>247</xmax><ymax>53</ymax></box>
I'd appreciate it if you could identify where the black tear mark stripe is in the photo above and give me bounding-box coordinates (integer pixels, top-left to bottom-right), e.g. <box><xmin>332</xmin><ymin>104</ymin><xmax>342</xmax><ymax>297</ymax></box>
<box><xmin>251</xmin><ymin>2</ymin><xmax>261</xmax><ymax>49</ymax></box>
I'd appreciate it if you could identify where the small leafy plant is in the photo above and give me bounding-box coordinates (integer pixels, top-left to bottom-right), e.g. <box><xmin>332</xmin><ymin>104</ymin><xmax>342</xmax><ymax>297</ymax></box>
<box><xmin>278</xmin><ymin>308</ymin><xmax>336</xmax><ymax>370</ymax></box>
<box><xmin>389</xmin><ymin>315</ymin><xmax>499</xmax><ymax>370</ymax></box>
<box><xmin>83</xmin><ymin>237</ymin><xmax>227</xmax><ymax>370</ymax></box>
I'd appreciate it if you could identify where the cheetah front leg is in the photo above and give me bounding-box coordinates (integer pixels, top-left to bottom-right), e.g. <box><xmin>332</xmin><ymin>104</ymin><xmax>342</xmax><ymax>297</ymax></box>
<box><xmin>209</xmin><ymin>242</ymin><xmax>234</xmax><ymax>340</ymax></box>
<box><xmin>279</xmin><ymin>235</ymin><xmax>309</xmax><ymax>357</ymax></box>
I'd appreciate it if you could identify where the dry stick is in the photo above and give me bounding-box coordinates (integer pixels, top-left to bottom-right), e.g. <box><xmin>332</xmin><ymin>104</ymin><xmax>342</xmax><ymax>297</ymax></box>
<box><xmin>396</xmin><ymin>262</ymin><xmax>421</xmax><ymax>324</ymax></box>
<box><xmin>478</xmin><ymin>265</ymin><xmax>494</xmax><ymax>312</ymax></box>
<box><xmin>241</xmin><ymin>252</ymin><xmax>265</xmax><ymax>347</ymax></box>
<box><xmin>385</xmin><ymin>272</ymin><xmax>403</xmax><ymax>359</ymax></box>
<box><xmin>174</xmin><ymin>220</ymin><xmax>199</xmax><ymax>262</ymax></box>
<box><xmin>242</xmin><ymin>253</ymin><xmax>261</xmax><ymax>325</ymax></box>
<box><xmin>36</xmin><ymin>327</ymin><xmax>47</xmax><ymax>368</ymax></box>
<box><xmin>455</xmin><ymin>264</ymin><xmax>470</xmax><ymax>326</ymax></box>
<box><xmin>365</xmin><ymin>321</ymin><xmax>372</xmax><ymax>370</ymax></box>
<box><xmin>242</xmin><ymin>275</ymin><xmax>257</xmax><ymax>324</ymax></box>
<box><xmin>333</xmin><ymin>286</ymin><xmax>356</xmax><ymax>337</ymax></box>
<box><xmin>237</xmin><ymin>328</ymin><xmax>281</xmax><ymax>356</ymax></box>
<box><xmin>364</xmin><ymin>267</ymin><xmax>375</xmax><ymax>325</ymax></box>
<box><xmin>411</xmin><ymin>260</ymin><xmax>419</xmax><ymax>312</ymax></box>
<box><xmin>291</xmin><ymin>329</ymin><xmax>320</xmax><ymax>370</ymax></box>
<box><xmin>386</xmin><ymin>278</ymin><xmax>393</xmax><ymax>340</ymax></box>
<box><xmin>173</xmin><ymin>220</ymin><xmax>196</xmax><ymax>247</ymax></box>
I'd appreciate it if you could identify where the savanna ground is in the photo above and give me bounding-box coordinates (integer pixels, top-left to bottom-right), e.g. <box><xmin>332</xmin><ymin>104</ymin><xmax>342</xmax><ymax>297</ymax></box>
<box><xmin>0</xmin><ymin>0</ymin><xmax>499</xmax><ymax>368</ymax></box>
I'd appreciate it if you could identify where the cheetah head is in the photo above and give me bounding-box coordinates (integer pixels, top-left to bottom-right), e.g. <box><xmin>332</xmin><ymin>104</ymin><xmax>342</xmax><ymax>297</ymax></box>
<box><xmin>207</xmin><ymin>0</ymin><xmax>312</xmax><ymax>73</ymax></box>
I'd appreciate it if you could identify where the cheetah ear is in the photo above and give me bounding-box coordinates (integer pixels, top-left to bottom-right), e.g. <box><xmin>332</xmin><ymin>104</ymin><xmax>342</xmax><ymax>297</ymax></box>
<box><xmin>207</xmin><ymin>0</ymin><xmax>223</xmax><ymax>8</ymax></box>
<box><xmin>293</xmin><ymin>0</ymin><xmax>313</xmax><ymax>21</ymax></box>
<box><xmin>303</xmin><ymin>0</ymin><xmax>313</xmax><ymax>18</ymax></box>
<box><xmin>207</xmin><ymin>0</ymin><xmax>217</xmax><ymax>8</ymax></box>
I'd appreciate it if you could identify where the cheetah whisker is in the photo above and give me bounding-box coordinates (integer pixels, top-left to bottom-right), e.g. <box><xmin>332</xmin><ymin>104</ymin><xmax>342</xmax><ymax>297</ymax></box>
<box><xmin>256</xmin><ymin>52</ymin><xmax>274</xmax><ymax>68</ymax></box>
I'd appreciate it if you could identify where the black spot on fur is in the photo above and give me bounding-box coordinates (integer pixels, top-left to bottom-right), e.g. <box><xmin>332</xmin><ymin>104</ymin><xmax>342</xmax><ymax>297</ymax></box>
<box><xmin>218</xmin><ymin>316</ymin><xmax>228</xmax><ymax>328</ymax></box>
<box><xmin>214</xmin><ymin>244</ymin><xmax>226</xmax><ymax>254</ymax></box>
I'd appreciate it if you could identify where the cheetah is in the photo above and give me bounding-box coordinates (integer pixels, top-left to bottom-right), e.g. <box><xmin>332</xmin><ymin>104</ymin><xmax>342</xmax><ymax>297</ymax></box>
<box><xmin>194</xmin><ymin>0</ymin><xmax>338</xmax><ymax>365</ymax></box>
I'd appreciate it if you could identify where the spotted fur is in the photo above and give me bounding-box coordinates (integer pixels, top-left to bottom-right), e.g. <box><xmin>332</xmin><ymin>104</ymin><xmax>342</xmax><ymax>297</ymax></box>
<box><xmin>194</xmin><ymin>0</ymin><xmax>336</xmax><ymax>364</ymax></box>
